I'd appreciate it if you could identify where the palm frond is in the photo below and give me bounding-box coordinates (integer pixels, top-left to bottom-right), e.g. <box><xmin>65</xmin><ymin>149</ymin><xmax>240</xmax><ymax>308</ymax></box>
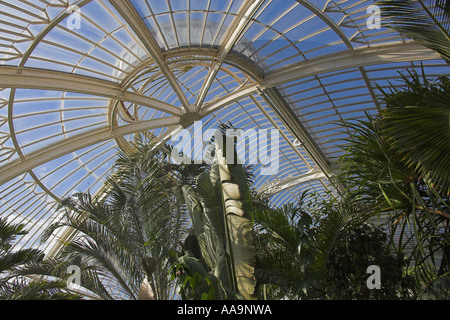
<box><xmin>44</xmin><ymin>137</ymin><xmax>193</xmax><ymax>300</ymax></box>
<box><xmin>0</xmin><ymin>218</ymin><xmax>85</xmax><ymax>300</ymax></box>
<box><xmin>0</xmin><ymin>277</ymin><xmax>81</xmax><ymax>300</ymax></box>
<box><xmin>379</xmin><ymin>71</ymin><xmax>450</xmax><ymax>195</ymax></box>
<box><xmin>378</xmin><ymin>0</ymin><xmax>450</xmax><ymax>61</ymax></box>
<box><xmin>312</xmin><ymin>196</ymin><xmax>364</xmax><ymax>276</ymax></box>
<box><xmin>0</xmin><ymin>218</ymin><xmax>27</xmax><ymax>248</ymax></box>
<box><xmin>253</xmin><ymin>204</ymin><xmax>303</xmax><ymax>252</ymax></box>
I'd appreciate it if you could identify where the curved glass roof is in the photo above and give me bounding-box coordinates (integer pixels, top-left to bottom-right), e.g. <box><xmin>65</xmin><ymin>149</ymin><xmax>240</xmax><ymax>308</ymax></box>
<box><xmin>1</xmin><ymin>0</ymin><xmax>449</xmax><ymax>256</ymax></box>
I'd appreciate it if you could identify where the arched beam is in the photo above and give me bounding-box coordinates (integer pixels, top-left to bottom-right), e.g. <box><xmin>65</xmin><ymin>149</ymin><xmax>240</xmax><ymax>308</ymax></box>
<box><xmin>195</xmin><ymin>0</ymin><xmax>265</xmax><ymax>109</ymax></box>
<box><xmin>201</xmin><ymin>41</ymin><xmax>439</xmax><ymax>115</ymax></box>
<box><xmin>262</xmin><ymin>42</ymin><xmax>440</xmax><ymax>88</ymax></box>
<box><xmin>0</xmin><ymin>117</ymin><xmax>179</xmax><ymax>185</ymax></box>
<box><xmin>0</xmin><ymin>66</ymin><xmax>183</xmax><ymax>116</ymax></box>
<box><xmin>258</xmin><ymin>169</ymin><xmax>327</xmax><ymax>196</ymax></box>
<box><xmin>296</xmin><ymin>0</ymin><xmax>383</xmax><ymax>111</ymax></box>
<box><xmin>0</xmin><ymin>42</ymin><xmax>439</xmax><ymax>186</ymax></box>
<box><xmin>110</xmin><ymin>0</ymin><xmax>194</xmax><ymax>113</ymax></box>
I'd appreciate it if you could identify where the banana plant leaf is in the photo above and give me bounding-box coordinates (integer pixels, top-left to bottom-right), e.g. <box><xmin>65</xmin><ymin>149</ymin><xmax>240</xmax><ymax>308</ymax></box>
<box><xmin>215</xmin><ymin>137</ymin><xmax>256</xmax><ymax>300</ymax></box>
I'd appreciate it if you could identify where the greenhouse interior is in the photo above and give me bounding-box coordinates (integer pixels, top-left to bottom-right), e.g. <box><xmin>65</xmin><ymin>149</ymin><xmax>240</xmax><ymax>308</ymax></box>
<box><xmin>0</xmin><ymin>0</ymin><xmax>449</xmax><ymax>301</ymax></box>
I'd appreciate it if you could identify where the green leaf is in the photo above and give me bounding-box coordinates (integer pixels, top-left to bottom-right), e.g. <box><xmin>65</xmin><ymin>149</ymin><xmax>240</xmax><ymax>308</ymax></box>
<box><xmin>378</xmin><ymin>0</ymin><xmax>450</xmax><ymax>61</ymax></box>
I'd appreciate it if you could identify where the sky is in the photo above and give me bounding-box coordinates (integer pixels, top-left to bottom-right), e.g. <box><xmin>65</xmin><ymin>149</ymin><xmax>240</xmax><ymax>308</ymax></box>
<box><xmin>1</xmin><ymin>0</ymin><xmax>449</xmax><ymax>253</ymax></box>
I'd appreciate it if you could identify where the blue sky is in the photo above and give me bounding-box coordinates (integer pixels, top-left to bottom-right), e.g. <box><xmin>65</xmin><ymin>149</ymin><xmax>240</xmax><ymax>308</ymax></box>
<box><xmin>1</xmin><ymin>0</ymin><xmax>450</xmax><ymax>252</ymax></box>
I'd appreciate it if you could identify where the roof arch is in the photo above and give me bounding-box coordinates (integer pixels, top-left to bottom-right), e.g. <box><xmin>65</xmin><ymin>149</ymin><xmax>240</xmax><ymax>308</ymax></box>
<box><xmin>0</xmin><ymin>0</ymin><xmax>448</xmax><ymax>255</ymax></box>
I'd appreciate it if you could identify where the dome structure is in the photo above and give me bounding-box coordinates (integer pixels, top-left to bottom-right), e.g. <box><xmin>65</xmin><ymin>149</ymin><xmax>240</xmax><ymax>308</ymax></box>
<box><xmin>0</xmin><ymin>0</ymin><xmax>448</xmax><ymax>261</ymax></box>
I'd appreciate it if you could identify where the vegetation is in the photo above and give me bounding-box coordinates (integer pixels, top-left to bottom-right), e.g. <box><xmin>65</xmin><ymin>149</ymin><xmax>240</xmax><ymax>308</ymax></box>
<box><xmin>3</xmin><ymin>67</ymin><xmax>449</xmax><ymax>299</ymax></box>
<box><xmin>2</xmin><ymin>96</ymin><xmax>449</xmax><ymax>299</ymax></box>
<box><xmin>38</xmin><ymin>137</ymin><xmax>205</xmax><ymax>300</ymax></box>
<box><xmin>377</xmin><ymin>0</ymin><xmax>450</xmax><ymax>62</ymax></box>
<box><xmin>0</xmin><ymin>218</ymin><xmax>80</xmax><ymax>300</ymax></box>
<box><xmin>253</xmin><ymin>191</ymin><xmax>417</xmax><ymax>300</ymax></box>
<box><xmin>169</xmin><ymin>132</ymin><xmax>257</xmax><ymax>300</ymax></box>
<box><xmin>1</xmin><ymin>0</ymin><xmax>449</xmax><ymax>302</ymax></box>
<box><xmin>336</xmin><ymin>73</ymin><xmax>450</xmax><ymax>299</ymax></box>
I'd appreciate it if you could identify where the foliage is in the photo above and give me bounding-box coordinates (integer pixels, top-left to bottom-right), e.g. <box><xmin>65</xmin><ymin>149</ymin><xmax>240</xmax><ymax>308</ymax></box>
<box><xmin>44</xmin><ymin>131</ymin><xmax>257</xmax><ymax>300</ymax></box>
<box><xmin>336</xmin><ymin>71</ymin><xmax>450</xmax><ymax>298</ymax></box>
<box><xmin>253</xmin><ymin>190</ymin><xmax>416</xmax><ymax>300</ymax></box>
<box><xmin>174</xmin><ymin>133</ymin><xmax>256</xmax><ymax>300</ymax></box>
<box><xmin>0</xmin><ymin>217</ymin><xmax>81</xmax><ymax>300</ymax></box>
<box><xmin>325</xmin><ymin>223</ymin><xmax>416</xmax><ymax>299</ymax></box>
<box><xmin>378</xmin><ymin>69</ymin><xmax>450</xmax><ymax>196</ymax></box>
<box><xmin>378</xmin><ymin>0</ymin><xmax>450</xmax><ymax>61</ymax></box>
<box><xmin>253</xmin><ymin>197</ymin><xmax>317</xmax><ymax>299</ymax></box>
<box><xmin>24</xmin><ymin>64</ymin><xmax>450</xmax><ymax>300</ymax></box>
<box><xmin>43</xmin><ymin>136</ymin><xmax>193</xmax><ymax>299</ymax></box>
<box><xmin>254</xmin><ymin>190</ymin><xmax>349</xmax><ymax>299</ymax></box>
<box><xmin>169</xmin><ymin>252</ymin><xmax>229</xmax><ymax>300</ymax></box>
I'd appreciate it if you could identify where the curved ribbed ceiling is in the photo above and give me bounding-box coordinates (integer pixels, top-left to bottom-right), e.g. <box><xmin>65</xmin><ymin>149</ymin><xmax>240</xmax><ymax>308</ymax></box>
<box><xmin>0</xmin><ymin>0</ymin><xmax>448</xmax><ymax>255</ymax></box>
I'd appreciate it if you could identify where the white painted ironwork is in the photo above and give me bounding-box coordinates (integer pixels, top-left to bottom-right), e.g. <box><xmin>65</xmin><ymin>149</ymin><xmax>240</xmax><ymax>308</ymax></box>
<box><xmin>0</xmin><ymin>0</ymin><xmax>449</xmax><ymax>271</ymax></box>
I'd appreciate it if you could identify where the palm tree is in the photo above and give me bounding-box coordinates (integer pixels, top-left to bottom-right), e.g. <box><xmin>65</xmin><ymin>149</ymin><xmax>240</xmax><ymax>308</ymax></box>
<box><xmin>377</xmin><ymin>70</ymin><xmax>450</xmax><ymax>196</ymax></box>
<box><xmin>252</xmin><ymin>190</ymin><xmax>358</xmax><ymax>299</ymax></box>
<box><xmin>378</xmin><ymin>0</ymin><xmax>450</xmax><ymax>62</ymax></box>
<box><xmin>253</xmin><ymin>190</ymin><xmax>418</xmax><ymax>299</ymax></box>
<box><xmin>0</xmin><ymin>217</ymin><xmax>81</xmax><ymax>299</ymax></box>
<box><xmin>337</xmin><ymin>109</ymin><xmax>450</xmax><ymax>298</ymax></box>
<box><xmin>44</xmin><ymin>137</ymin><xmax>195</xmax><ymax>299</ymax></box>
<box><xmin>253</xmin><ymin>199</ymin><xmax>317</xmax><ymax>299</ymax></box>
<box><xmin>377</xmin><ymin>1</ymin><xmax>450</xmax><ymax>195</ymax></box>
<box><xmin>361</xmin><ymin>2</ymin><xmax>450</xmax><ymax>296</ymax></box>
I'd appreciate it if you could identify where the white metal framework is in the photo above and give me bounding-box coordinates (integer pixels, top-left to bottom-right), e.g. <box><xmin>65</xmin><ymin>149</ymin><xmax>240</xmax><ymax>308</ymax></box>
<box><xmin>0</xmin><ymin>0</ymin><xmax>448</xmax><ymax>260</ymax></box>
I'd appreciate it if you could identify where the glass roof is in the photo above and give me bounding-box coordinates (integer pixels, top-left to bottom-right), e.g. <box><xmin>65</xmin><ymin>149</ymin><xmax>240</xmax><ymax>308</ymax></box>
<box><xmin>1</xmin><ymin>0</ymin><xmax>449</xmax><ymax>256</ymax></box>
